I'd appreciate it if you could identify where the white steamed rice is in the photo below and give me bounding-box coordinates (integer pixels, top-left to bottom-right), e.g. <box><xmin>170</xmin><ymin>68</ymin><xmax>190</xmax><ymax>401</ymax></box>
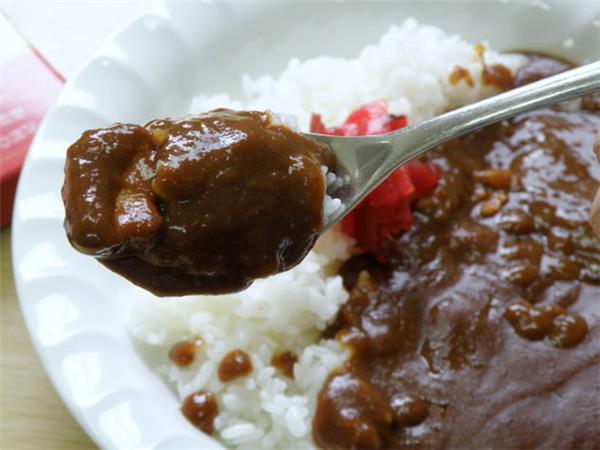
<box><xmin>128</xmin><ymin>19</ymin><xmax>527</xmax><ymax>449</ymax></box>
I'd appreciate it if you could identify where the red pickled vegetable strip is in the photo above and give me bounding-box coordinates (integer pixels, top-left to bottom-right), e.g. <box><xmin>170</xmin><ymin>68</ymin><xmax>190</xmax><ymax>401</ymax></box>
<box><xmin>310</xmin><ymin>100</ymin><xmax>439</xmax><ymax>254</ymax></box>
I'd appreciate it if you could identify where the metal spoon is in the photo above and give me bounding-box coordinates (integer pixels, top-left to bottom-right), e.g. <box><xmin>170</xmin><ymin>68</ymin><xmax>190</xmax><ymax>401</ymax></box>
<box><xmin>306</xmin><ymin>61</ymin><xmax>600</xmax><ymax>230</ymax></box>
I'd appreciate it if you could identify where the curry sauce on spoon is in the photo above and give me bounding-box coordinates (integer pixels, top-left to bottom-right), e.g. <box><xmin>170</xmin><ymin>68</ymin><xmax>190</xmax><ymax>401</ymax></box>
<box><xmin>62</xmin><ymin>110</ymin><xmax>335</xmax><ymax>295</ymax></box>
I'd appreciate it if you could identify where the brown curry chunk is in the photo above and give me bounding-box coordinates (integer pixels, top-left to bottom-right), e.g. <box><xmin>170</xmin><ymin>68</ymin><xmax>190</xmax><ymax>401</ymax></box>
<box><xmin>169</xmin><ymin>338</ymin><xmax>204</xmax><ymax>367</ymax></box>
<box><xmin>62</xmin><ymin>109</ymin><xmax>335</xmax><ymax>296</ymax></box>
<box><xmin>181</xmin><ymin>390</ymin><xmax>219</xmax><ymax>434</ymax></box>
<box><xmin>218</xmin><ymin>350</ymin><xmax>253</xmax><ymax>382</ymax></box>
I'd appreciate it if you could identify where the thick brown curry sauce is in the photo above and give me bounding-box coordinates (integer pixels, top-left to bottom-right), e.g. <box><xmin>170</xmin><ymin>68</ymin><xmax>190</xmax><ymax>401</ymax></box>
<box><xmin>312</xmin><ymin>56</ymin><xmax>600</xmax><ymax>449</ymax></box>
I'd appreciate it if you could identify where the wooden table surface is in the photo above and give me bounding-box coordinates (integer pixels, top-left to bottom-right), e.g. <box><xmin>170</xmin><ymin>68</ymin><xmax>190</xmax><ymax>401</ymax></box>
<box><xmin>1</xmin><ymin>230</ymin><xmax>96</xmax><ymax>449</ymax></box>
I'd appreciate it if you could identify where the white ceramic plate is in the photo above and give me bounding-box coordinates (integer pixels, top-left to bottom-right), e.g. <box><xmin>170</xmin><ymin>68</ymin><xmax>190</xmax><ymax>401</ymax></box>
<box><xmin>12</xmin><ymin>2</ymin><xmax>600</xmax><ymax>449</ymax></box>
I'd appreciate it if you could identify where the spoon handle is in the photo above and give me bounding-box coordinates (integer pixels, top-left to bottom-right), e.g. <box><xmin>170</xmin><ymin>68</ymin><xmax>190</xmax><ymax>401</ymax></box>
<box><xmin>385</xmin><ymin>61</ymin><xmax>600</xmax><ymax>174</ymax></box>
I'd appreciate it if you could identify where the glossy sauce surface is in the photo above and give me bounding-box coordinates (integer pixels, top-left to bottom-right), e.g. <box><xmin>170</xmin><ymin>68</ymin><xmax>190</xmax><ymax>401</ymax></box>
<box><xmin>218</xmin><ymin>350</ymin><xmax>253</xmax><ymax>382</ymax></box>
<box><xmin>169</xmin><ymin>338</ymin><xmax>203</xmax><ymax>367</ymax></box>
<box><xmin>313</xmin><ymin>57</ymin><xmax>600</xmax><ymax>449</ymax></box>
<box><xmin>62</xmin><ymin>109</ymin><xmax>335</xmax><ymax>296</ymax></box>
<box><xmin>181</xmin><ymin>390</ymin><xmax>219</xmax><ymax>434</ymax></box>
